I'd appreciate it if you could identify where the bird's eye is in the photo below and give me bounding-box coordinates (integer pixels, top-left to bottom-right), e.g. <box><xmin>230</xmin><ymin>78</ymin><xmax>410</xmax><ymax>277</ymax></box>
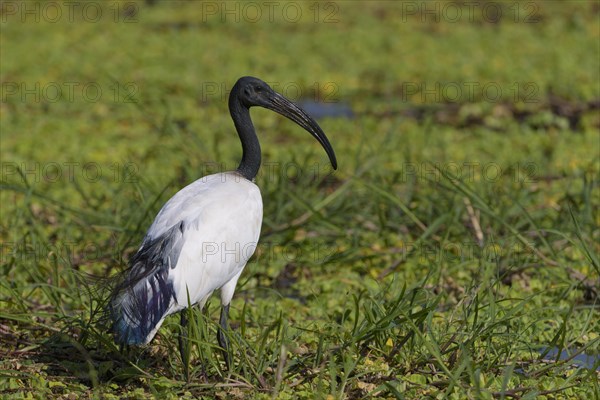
<box><xmin>255</xmin><ymin>86</ymin><xmax>262</xmax><ymax>92</ymax></box>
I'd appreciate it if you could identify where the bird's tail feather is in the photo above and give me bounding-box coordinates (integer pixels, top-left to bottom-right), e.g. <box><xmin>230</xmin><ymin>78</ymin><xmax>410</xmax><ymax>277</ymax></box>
<box><xmin>109</xmin><ymin>267</ymin><xmax>174</xmax><ymax>345</ymax></box>
<box><xmin>106</xmin><ymin>223</ymin><xmax>184</xmax><ymax>345</ymax></box>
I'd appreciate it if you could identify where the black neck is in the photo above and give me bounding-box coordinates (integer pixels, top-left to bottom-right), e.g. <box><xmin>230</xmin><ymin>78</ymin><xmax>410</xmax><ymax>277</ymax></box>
<box><xmin>229</xmin><ymin>93</ymin><xmax>261</xmax><ymax>180</ymax></box>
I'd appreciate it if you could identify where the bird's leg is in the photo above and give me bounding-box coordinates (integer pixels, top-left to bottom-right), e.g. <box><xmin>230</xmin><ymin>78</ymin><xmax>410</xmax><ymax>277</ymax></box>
<box><xmin>179</xmin><ymin>310</ymin><xmax>190</xmax><ymax>382</ymax></box>
<box><xmin>217</xmin><ymin>304</ymin><xmax>231</xmax><ymax>369</ymax></box>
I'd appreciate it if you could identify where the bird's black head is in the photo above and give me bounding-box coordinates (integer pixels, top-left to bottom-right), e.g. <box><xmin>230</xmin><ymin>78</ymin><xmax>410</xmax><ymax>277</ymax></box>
<box><xmin>230</xmin><ymin>76</ymin><xmax>337</xmax><ymax>170</ymax></box>
<box><xmin>234</xmin><ymin>76</ymin><xmax>276</xmax><ymax>109</ymax></box>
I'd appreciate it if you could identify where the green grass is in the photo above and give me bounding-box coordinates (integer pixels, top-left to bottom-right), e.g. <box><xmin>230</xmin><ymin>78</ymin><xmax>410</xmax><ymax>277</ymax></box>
<box><xmin>1</xmin><ymin>1</ymin><xmax>599</xmax><ymax>398</ymax></box>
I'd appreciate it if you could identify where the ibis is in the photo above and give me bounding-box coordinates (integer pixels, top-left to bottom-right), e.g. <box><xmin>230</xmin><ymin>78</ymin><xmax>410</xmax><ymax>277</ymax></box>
<box><xmin>108</xmin><ymin>76</ymin><xmax>337</xmax><ymax>371</ymax></box>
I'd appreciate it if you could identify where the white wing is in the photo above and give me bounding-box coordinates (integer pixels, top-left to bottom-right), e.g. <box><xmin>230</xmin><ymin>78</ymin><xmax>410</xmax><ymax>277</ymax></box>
<box><xmin>110</xmin><ymin>171</ymin><xmax>262</xmax><ymax>345</ymax></box>
<box><xmin>162</xmin><ymin>172</ymin><xmax>263</xmax><ymax>307</ymax></box>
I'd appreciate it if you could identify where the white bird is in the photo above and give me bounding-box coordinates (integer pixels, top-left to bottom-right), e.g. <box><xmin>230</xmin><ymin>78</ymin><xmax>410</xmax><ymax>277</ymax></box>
<box><xmin>107</xmin><ymin>76</ymin><xmax>337</xmax><ymax>372</ymax></box>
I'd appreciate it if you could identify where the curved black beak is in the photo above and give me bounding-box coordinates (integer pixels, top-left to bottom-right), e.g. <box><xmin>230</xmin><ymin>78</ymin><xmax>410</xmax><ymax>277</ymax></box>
<box><xmin>265</xmin><ymin>92</ymin><xmax>337</xmax><ymax>170</ymax></box>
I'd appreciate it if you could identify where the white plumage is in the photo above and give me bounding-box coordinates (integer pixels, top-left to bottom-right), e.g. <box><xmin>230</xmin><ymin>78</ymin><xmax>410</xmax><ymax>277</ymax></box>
<box><xmin>110</xmin><ymin>172</ymin><xmax>262</xmax><ymax>345</ymax></box>
<box><xmin>160</xmin><ymin>172</ymin><xmax>262</xmax><ymax>315</ymax></box>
